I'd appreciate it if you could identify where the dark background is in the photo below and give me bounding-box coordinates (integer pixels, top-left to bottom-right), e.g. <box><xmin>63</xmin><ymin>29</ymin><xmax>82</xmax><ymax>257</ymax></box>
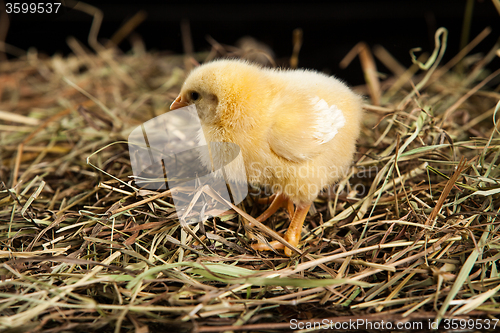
<box><xmin>3</xmin><ymin>0</ymin><xmax>499</xmax><ymax>85</ymax></box>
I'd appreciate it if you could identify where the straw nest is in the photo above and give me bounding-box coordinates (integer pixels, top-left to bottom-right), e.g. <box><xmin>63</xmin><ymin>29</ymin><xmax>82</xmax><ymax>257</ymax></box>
<box><xmin>1</xmin><ymin>11</ymin><xmax>500</xmax><ymax>333</ymax></box>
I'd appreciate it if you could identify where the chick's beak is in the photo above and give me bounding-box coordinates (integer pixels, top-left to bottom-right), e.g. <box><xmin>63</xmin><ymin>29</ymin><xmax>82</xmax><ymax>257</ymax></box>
<box><xmin>170</xmin><ymin>94</ymin><xmax>189</xmax><ymax>110</ymax></box>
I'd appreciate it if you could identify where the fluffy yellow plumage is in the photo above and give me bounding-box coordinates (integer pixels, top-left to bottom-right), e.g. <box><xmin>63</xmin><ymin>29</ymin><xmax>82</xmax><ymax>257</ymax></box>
<box><xmin>171</xmin><ymin>59</ymin><xmax>363</xmax><ymax>256</ymax></box>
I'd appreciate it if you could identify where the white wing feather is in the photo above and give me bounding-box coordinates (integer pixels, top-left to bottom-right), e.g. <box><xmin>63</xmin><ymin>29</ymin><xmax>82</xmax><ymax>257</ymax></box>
<box><xmin>310</xmin><ymin>96</ymin><xmax>346</xmax><ymax>144</ymax></box>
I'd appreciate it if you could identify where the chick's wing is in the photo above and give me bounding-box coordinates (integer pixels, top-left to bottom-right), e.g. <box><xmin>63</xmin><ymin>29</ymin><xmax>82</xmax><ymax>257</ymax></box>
<box><xmin>267</xmin><ymin>95</ymin><xmax>346</xmax><ymax>162</ymax></box>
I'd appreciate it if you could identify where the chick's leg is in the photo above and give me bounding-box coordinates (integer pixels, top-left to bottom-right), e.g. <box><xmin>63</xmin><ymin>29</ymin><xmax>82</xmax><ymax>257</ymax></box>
<box><xmin>251</xmin><ymin>202</ymin><xmax>311</xmax><ymax>256</ymax></box>
<box><xmin>250</xmin><ymin>193</ymin><xmax>294</xmax><ymax>252</ymax></box>
<box><xmin>254</xmin><ymin>193</ymin><xmax>293</xmax><ymax>223</ymax></box>
<box><xmin>283</xmin><ymin>202</ymin><xmax>311</xmax><ymax>257</ymax></box>
<box><xmin>255</xmin><ymin>194</ymin><xmax>276</xmax><ymax>205</ymax></box>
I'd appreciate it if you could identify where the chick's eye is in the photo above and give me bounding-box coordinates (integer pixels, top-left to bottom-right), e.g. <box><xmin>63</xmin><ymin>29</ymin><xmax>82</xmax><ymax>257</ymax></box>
<box><xmin>190</xmin><ymin>91</ymin><xmax>200</xmax><ymax>101</ymax></box>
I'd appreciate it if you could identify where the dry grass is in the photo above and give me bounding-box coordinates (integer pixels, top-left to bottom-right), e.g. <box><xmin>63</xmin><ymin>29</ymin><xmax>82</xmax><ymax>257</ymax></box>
<box><xmin>1</xmin><ymin>9</ymin><xmax>500</xmax><ymax>333</ymax></box>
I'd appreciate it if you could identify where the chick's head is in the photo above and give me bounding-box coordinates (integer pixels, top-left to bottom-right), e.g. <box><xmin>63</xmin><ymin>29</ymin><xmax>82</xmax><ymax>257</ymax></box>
<box><xmin>170</xmin><ymin>60</ymin><xmax>264</xmax><ymax>132</ymax></box>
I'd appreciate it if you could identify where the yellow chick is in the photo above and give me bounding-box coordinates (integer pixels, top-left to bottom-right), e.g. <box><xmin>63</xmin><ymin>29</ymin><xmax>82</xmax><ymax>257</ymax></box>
<box><xmin>170</xmin><ymin>59</ymin><xmax>362</xmax><ymax>256</ymax></box>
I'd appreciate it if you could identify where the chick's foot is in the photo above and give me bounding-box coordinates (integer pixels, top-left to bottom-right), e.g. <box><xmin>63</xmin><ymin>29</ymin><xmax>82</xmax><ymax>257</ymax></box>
<box><xmin>250</xmin><ymin>202</ymin><xmax>311</xmax><ymax>257</ymax></box>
